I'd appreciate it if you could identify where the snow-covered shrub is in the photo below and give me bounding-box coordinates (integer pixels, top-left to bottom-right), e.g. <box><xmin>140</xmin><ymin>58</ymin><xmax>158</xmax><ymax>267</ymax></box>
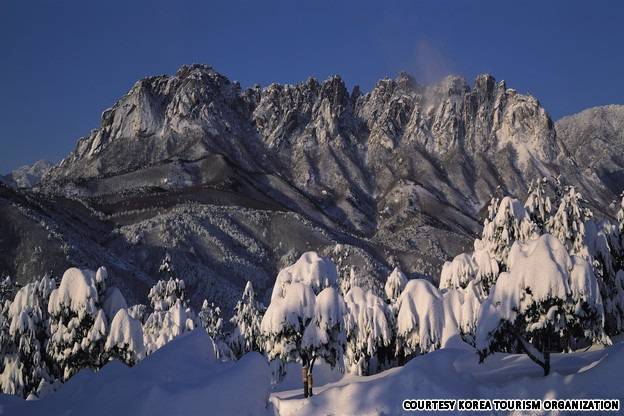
<box><xmin>395</xmin><ymin>279</ymin><xmax>444</xmax><ymax>360</ymax></box>
<box><xmin>0</xmin><ymin>275</ymin><xmax>55</xmax><ymax>397</ymax></box>
<box><xmin>46</xmin><ymin>268</ymin><xmax>110</xmax><ymax>381</ymax></box>
<box><xmin>384</xmin><ymin>267</ymin><xmax>408</xmax><ymax>304</ymax></box>
<box><xmin>343</xmin><ymin>286</ymin><xmax>393</xmax><ymax>375</ymax></box>
<box><xmin>105</xmin><ymin>308</ymin><xmax>145</xmax><ymax>366</ymax></box>
<box><xmin>477</xmin><ymin>234</ymin><xmax>609</xmax><ymax>375</ymax></box>
<box><xmin>228</xmin><ymin>281</ymin><xmax>265</xmax><ymax>358</ymax></box>
<box><xmin>271</xmin><ymin>252</ymin><xmax>338</xmax><ymax>300</ymax></box>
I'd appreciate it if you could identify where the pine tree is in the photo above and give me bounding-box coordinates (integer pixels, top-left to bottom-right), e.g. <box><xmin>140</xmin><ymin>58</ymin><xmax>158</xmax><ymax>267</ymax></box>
<box><xmin>524</xmin><ymin>177</ymin><xmax>552</xmax><ymax>234</ymax></box>
<box><xmin>0</xmin><ymin>275</ymin><xmax>55</xmax><ymax>398</ymax></box>
<box><xmin>546</xmin><ymin>186</ymin><xmax>592</xmax><ymax>257</ymax></box>
<box><xmin>479</xmin><ymin>196</ymin><xmax>535</xmax><ymax>272</ymax></box>
<box><xmin>105</xmin><ymin>308</ymin><xmax>145</xmax><ymax>366</ymax></box>
<box><xmin>395</xmin><ymin>279</ymin><xmax>445</xmax><ymax>361</ymax></box>
<box><xmin>143</xmin><ymin>277</ymin><xmax>195</xmax><ymax>355</ymax></box>
<box><xmin>46</xmin><ymin>268</ymin><xmax>109</xmax><ymax>382</ymax></box>
<box><xmin>198</xmin><ymin>300</ymin><xmax>232</xmax><ymax>359</ymax></box>
<box><xmin>343</xmin><ymin>286</ymin><xmax>393</xmax><ymax>375</ymax></box>
<box><xmin>301</xmin><ymin>287</ymin><xmax>346</xmax><ymax>396</ymax></box>
<box><xmin>228</xmin><ymin>281</ymin><xmax>265</xmax><ymax>358</ymax></box>
<box><xmin>384</xmin><ymin>267</ymin><xmax>408</xmax><ymax>304</ymax></box>
<box><xmin>477</xmin><ymin>235</ymin><xmax>608</xmax><ymax>375</ymax></box>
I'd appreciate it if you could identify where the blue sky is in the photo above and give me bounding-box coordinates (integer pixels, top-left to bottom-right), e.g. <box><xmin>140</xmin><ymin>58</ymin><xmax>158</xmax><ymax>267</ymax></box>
<box><xmin>1</xmin><ymin>0</ymin><xmax>623</xmax><ymax>173</ymax></box>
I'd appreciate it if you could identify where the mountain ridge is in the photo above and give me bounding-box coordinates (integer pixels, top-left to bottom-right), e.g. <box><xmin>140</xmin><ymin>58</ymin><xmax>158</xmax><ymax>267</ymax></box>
<box><xmin>2</xmin><ymin>65</ymin><xmax>623</xmax><ymax>314</ymax></box>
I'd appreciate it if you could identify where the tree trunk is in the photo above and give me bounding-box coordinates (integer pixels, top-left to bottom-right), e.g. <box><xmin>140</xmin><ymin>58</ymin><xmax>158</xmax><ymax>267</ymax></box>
<box><xmin>302</xmin><ymin>365</ymin><xmax>309</xmax><ymax>398</ymax></box>
<box><xmin>307</xmin><ymin>356</ymin><xmax>317</xmax><ymax>397</ymax></box>
<box><xmin>307</xmin><ymin>371</ymin><xmax>313</xmax><ymax>397</ymax></box>
<box><xmin>543</xmin><ymin>350</ymin><xmax>550</xmax><ymax>376</ymax></box>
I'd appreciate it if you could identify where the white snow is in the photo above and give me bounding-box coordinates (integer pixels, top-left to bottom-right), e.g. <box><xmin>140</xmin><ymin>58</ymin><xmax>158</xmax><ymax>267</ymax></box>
<box><xmin>0</xmin><ymin>330</ymin><xmax>270</xmax><ymax>416</ymax></box>
<box><xmin>271</xmin><ymin>252</ymin><xmax>338</xmax><ymax>300</ymax></box>
<box><xmin>439</xmin><ymin>253</ymin><xmax>476</xmax><ymax>290</ymax></box>
<box><xmin>270</xmin><ymin>341</ymin><xmax>624</xmax><ymax>416</ymax></box>
<box><xmin>384</xmin><ymin>267</ymin><xmax>408</xmax><ymax>302</ymax></box>
<box><xmin>105</xmin><ymin>308</ymin><xmax>145</xmax><ymax>360</ymax></box>
<box><xmin>47</xmin><ymin>268</ymin><xmax>98</xmax><ymax>316</ymax></box>
<box><xmin>102</xmin><ymin>287</ymin><xmax>128</xmax><ymax>322</ymax></box>
<box><xmin>476</xmin><ymin>234</ymin><xmax>605</xmax><ymax>350</ymax></box>
<box><xmin>396</xmin><ymin>279</ymin><xmax>445</xmax><ymax>354</ymax></box>
<box><xmin>343</xmin><ymin>287</ymin><xmax>393</xmax><ymax>374</ymax></box>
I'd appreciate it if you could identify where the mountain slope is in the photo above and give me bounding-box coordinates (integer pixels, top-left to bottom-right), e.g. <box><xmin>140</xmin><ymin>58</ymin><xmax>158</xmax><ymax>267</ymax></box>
<box><xmin>3</xmin><ymin>65</ymin><xmax>622</xmax><ymax>313</ymax></box>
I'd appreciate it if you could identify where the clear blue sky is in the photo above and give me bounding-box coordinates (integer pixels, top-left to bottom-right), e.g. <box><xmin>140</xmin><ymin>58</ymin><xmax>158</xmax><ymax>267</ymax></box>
<box><xmin>1</xmin><ymin>0</ymin><xmax>623</xmax><ymax>173</ymax></box>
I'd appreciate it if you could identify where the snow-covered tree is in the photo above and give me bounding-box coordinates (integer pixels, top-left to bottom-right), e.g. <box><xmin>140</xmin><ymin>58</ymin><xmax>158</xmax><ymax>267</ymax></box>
<box><xmin>0</xmin><ymin>276</ymin><xmax>16</xmax><ymax>304</ymax></box>
<box><xmin>343</xmin><ymin>286</ymin><xmax>393</xmax><ymax>375</ymax></box>
<box><xmin>271</xmin><ymin>251</ymin><xmax>338</xmax><ymax>301</ymax></box>
<box><xmin>228</xmin><ymin>281</ymin><xmax>265</xmax><ymax>358</ymax></box>
<box><xmin>546</xmin><ymin>186</ymin><xmax>592</xmax><ymax>257</ymax></box>
<box><xmin>0</xmin><ymin>275</ymin><xmax>55</xmax><ymax>398</ymax></box>
<box><xmin>524</xmin><ymin>178</ymin><xmax>552</xmax><ymax>233</ymax></box>
<box><xmin>46</xmin><ymin>267</ymin><xmax>110</xmax><ymax>381</ymax></box>
<box><xmin>395</xmin><ymin>279</ymin><xmax>445</xmax><ymax>361</ymax></box>
<box><xmin>142</xmin><ymin>277</ymin><xmax>195</xmax><ymax>355</ymax></box>
<box><xmin>440</xmin><ymin>280</ymin><xmax>484</xmax><ymax>346</ymax></box>
<box><xmin>477</xmin><ymin>234</ymin><xmax>609</xmax><ymax>375</ymax></box>
<box><xmin>261</xmin><ymin>282</ymin><xmax>316</xmax><ymax>397</ymax></box>
<box><xmin>384</xmin><ymin>267</ymin><xmax>408</xmax><ymax>304</ymax></box>
<box><xmin>198</xmin><ymin>300</ymin><xmax>231</xmax><ymax>359</ymax></box>
<box><xmin>439</xmin><ymin>254</ymin><xmax>476</xmax><ymax>291</ymax></box>
<box><xmin>479</xmin><ymin>196</ymin><xmax>535</xmax><ymax>272</ymax></box>
<box><xmin>105</xmin><ymin>308</ymin><xmax>145</xmax><ymax>366</ymax></box>
<box><xmin>301</xmin><ymin>287</ymin><xmax>346</xmax><ymax>396</ymax></box>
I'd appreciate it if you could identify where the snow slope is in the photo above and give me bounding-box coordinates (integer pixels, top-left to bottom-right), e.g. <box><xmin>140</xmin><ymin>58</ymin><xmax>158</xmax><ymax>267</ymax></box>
<box><xmin>0</xmin><ymin>329</ymin><xmax>271</xmax><ymax>416</ymax></box>
<box><xmin>270</xmin><ymin>342</ymin><xmax>624</xmax><ymax>416</ymax></box>
<box><xmin>1</xmin><ymin>327</ymin><xmax>623</xmax><ymax>416</ymax></box>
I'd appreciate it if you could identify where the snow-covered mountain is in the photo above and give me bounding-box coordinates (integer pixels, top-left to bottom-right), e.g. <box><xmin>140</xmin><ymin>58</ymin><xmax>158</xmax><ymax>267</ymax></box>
<box><xmin>2</xmin><ymin>160</ymin><xmax>52</xmax><ymax>189</ymax></box>
<box><xmin>2</xmin><ymin>65</ymin><xmax>623</xmax><ymax>313</ymax></box>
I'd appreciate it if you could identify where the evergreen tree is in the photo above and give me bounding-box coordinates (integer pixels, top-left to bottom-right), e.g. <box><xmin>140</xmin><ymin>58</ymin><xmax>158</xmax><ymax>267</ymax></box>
<box><xmin>395</xmin><ymin>279</ymin><xmax>445</xmax><ymax>364</ymax></box>
<box><xmin>343</xmin><ymin>286</ymin><xmax>393</xmax><ymax>375</ymax></box>
<box><xmin>46</xmin><ymin>267</ymin><xmax>110</xmax><ymax>382</ymax></box>
<box><xmin>302</xmin><ymin>287</ymin><xmax>346</xmax><ymax>396</ymax></box>
<box><xmin>228</xmin><ymin>281</ymin><xmax>265</xmax><ymax>358</ymax></box>
<box><xmin>546</xmin><ymin>186</ymin><xmax>592</xmax><ymax>257</ymax></box>
<box><xmin>477</xmin><ymin>235</ymin><xmax>609</xmax><ymax>375</ymax></box>
<box><xmin>479</xmin><ymin>196</ymin><xmax>535</xmax><ymax>272</ymax></box>
<box><xmin>105</xmin><ymin>308</ymin><xmax>145</xmax><ymax>366</ymax></box>
<box><xmin>0</xmin><ymin>275</ymin><xmax>55</xmax><ymax>398</ymax></box>
<box><xmin>384</xmin><ymin>267</ymin><xmax>408</xmax><ymax>304</ymax></box>
<box><xmin>524</xmin><ymin>177</ymin><xmax>552</xmax><ymax>233</ymax></box>
<box><xmin>143</xmin><ymin>277</ymin><xmax>195</xmax><ymax>355</ymax></box>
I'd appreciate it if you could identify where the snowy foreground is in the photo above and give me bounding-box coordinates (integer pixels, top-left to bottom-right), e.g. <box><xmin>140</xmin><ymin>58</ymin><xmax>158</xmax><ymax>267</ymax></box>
<box><xmin>1</xmin><ymin>330</ymin><xmax>621</xmax><ymax>416</ymax></box>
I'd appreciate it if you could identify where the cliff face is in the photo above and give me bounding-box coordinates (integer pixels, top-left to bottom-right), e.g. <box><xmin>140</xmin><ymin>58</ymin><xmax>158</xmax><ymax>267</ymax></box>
<box><xmin>4</xmin><ymin>65</ymin><xmax>618</xmax><ymax>311</ymax></box>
